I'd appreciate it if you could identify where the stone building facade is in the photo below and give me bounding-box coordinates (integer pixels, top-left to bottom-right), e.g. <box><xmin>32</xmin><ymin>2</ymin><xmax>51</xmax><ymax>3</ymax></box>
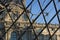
<box><xmin>0</xmin><ymin>0</ymin><xmax>60</xmax><ymax>40</ymax></box>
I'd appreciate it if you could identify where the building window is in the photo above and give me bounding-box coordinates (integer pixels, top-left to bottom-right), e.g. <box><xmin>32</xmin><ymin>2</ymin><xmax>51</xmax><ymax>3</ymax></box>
<box><xmin>23</xmin><ymin>13</ymin><xmax>28</xmax><ymax>21</ymax></box>
<box><xmin>0</xmin><ymin>9</ymin><xmax>7</xmax><ymax>20</ymax></box>
<box><xmin>39</xmin><ymin>34</ymin><xmax>44</xmax><ymax>40</ymax></box>
<box><xmin>51</xmin><ymin>35</ymin><xmax>57</xmax><ymax>40</ymax></box>
<box><xmin>0</xmin><ymin>22</ymin><xmax>4</xmax><ymax>29</ymax></box>
<box><xmin>10</xmin><ymin>11</ymin><xmax>19</xmax><ymax>21</ymax></box>
<box><xmin>10</xmin><ymin>31</ymin><xmax>19</xmax><ymax>40</ymax></box>
<box><xmin>0</xmin><ymin>22</ymin><xmax>5</xmax><ymax>40</ymax></box>
<box><xmin>44</xmin><ymin>35</ymin><xmax>49</xmax><ymax>40</ymax></box>
<box><xmin>39</xmin><ymin>34</ymin><xmax>57</xmax><ymax>40</ymax></box>
<box><xmin>23</xmin><ymin>12</ymin><xmax>30</xmax><ymax>21</ymax></box>
<box><xmin>22</xmin><ymin>30</ymin><xmax>32</xmax><ymax>40</ymax></box>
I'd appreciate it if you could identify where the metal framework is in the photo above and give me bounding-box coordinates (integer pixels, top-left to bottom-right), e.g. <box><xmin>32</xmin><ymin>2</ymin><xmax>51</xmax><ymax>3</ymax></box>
<box><xmin>0</xmin><ymin>0</ymin><xmax>60</xmax><ymax>40</ymax></box>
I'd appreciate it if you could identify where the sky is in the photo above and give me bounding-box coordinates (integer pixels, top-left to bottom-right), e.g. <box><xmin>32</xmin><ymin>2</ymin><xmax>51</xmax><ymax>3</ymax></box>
<box><xmin>26</xmin><ymin>0</ymin><xmax>60</xmax><ymax>24</ymax></box>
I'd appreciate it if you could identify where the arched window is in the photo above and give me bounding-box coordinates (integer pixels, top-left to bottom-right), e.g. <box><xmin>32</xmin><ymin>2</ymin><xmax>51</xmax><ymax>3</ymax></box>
<box><xmin>10</xmin><ymin>31</ymin><xmax>19</xmax><ymax>40</ymax></box>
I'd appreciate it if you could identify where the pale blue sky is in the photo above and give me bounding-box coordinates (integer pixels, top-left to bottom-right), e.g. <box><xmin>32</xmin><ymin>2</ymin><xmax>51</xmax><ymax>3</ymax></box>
<box><xmin>26</xmin><ymin>0</ymin><xmax>60</xmax><ymax>24</ymax></box>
